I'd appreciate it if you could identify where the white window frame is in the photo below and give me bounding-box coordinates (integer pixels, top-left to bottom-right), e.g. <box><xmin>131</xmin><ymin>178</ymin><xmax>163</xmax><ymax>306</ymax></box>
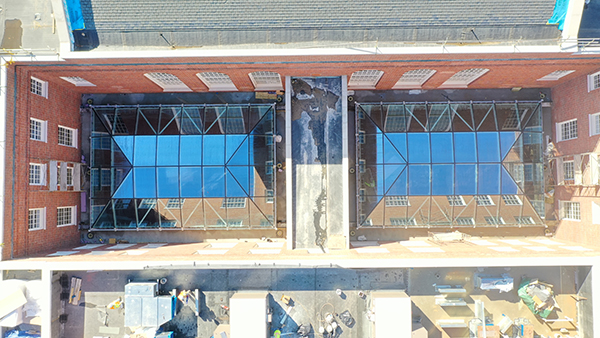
<box><xmin>57</xmin><ymin>164</ymin><xmax>74</xmax><ymax>187</ymax></box>
<box><xmin>248</xmin><ymin>71</ymin><xmax>283</xmax><ymax>91</ymax></box>
<box><xmin>58</xmin><ymin>125</ymin><xmax>78</xmax><ymax>148</ymax></box>
<box><xmin>59</xmin><ymin>76</ymin><xmax>96</xmax><ymax>87</ymax></box>
<box><xmin>502</xmin><ymin>195</ymin><xmax>522</xmax><ymax>206</ymax></box>
<box><xmin>393</xmin><ymin>69</ymin><xmax>436</xmax><ymax>89</ymax></box>
<box><xmin>196</xmin><ymin>72</ymin><xmax>238</xmax><ymax>91</ymax></box>
<box><xmin>30</xmin><ymin>118</ymin><xmax>47</xmax><ymax>142</ymax></box>
<box><xmin>439</xmin><ymin>68</ymin><xmax>489</xmax><ymax>88</ymax></box>
<box><xmin>57</xmin><ymin>206</ymin><xmax>77</xmax><ymax>227</ymax></box>
<box><xmin>563</xmin><ymin>160</ymin><xmax>575</xmax><ymax>180</ymax></box>
<box><xmin>385</xmin><ymin>196</ymin><xmax>410</xmax><ymax>207</ymax></box>
<box><xmin>28</xmin><ymin>208</ymin><xmax>46</xmax><ymax>231</ymax></box>
<box><xmin>592</xmin><ymin>201</ymin><xmax>600</xmax><ymax>224</ymax></box>
<box><xmin>455</xmin><ymin>217</ymin><xmax>475</xmax><ymax>226</ymax></box>
<box><xmin>165</xmin><ymin>198</ymin><xmax>184</xmax><ymax>209</ymax></box>
<box><xmin>484</xmin><ymin>216</ymin><xmax>505</xmax><ymax>225</ymax></box>
<box><xmin>29</xmin><ymin>163</ymin><xmax>46</xmax><ymax>186</ymax></box>
<box><xmin>560</xmin><ymin>201</ymin><xmax>581</xmax><ymax>221</ymax></box>
<box><xmin>556</xmin><ymin>119</ymin><xmax>578</xmax><ymax>142</ymax></box>
<box><xmin>514</xmin><ymin>216</ymin><xmax>535</xmax><ymax>225</ymax></box>
<box><xmin>447</xmin><ymin>195</ymin><xmax>466</xmax><ymax>206</ymax></box>
<box><xmin>139</xmin><ymin>199</ymin><xmax>157</xmax><ymax>209</ymax></box>
<box><xmin>475</xmin><ymin>195</ymin><xmax>494</xmax><ymax>206</ymax></box>
<box><xmin>30</xmin><ymin>77</ymin><xmax>48</xmax><ymax>98</ymax></box>
<box><xmin>390</xmin><ymin>217</ymin><xmax>416</xmax><ymax>226</ymax></box>
<box><xmin>348</xmin><ymin>70</ymin><xmax>384</xmax><ymax>90</ymax></box>
<box><xmin>537</xmin><ymin>70</ymin><xmax>575</xmax><ymax>81</ymax></box>
<box><xmin>221</xmin><ymin>197</ymin><xmax>246</xmax><ymax>208</ymax></box>
<box><xmin>144</xmin><ymin>73</ymin><xmax>192</xmax><ymax>92</ymax></box>
<box><xmin>589</xmin><ymin>112</ymin><xmax>600</xmax><ymax>136</ymax></box>
<box><xmin>588</xmin><ymin>71</ymin><xmax>600</xmax><ymax>92</ymax></box>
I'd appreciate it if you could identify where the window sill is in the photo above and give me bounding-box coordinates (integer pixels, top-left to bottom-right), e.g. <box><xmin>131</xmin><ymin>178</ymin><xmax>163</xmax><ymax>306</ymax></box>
<box><xmin>28</xmin><ymin>227</ymin><xmax>45</xmax><ymax>231</ymax></box>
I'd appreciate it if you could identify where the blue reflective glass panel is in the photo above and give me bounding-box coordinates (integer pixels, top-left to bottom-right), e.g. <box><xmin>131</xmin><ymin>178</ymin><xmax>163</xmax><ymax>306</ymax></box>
<box><xmin>134</xmin><ymin>136</ymin><xmax>156</xmax><ymax>166</ymax></box>
<box><xmin>386</xmin><ymin>134</ymin><xmax>407</xmax><ymax>163</ymax></box>
<box><xmin>227</xmin><ymin>166</ymin><xmax>249</xmax><ymax>196</ymax></box>
<box><xmin>226</xmin><ymin>135</ymin><xmax>248</xmax><ymax>165</ymax></box>
<box><xmin>180</xmin><ymin>167</ymin><xmax>202</xmax><ymax>197</ymax></box>
<box><xmin>113</xmin><ymin>136</ymin><xmax>134</xmax><ymax>164</ymax></box>
<box><xmin>226</xmin><ymin>170</ymin><xmax>246</xmax><ymax>197</ymax></box>
<box><xmin>431</xmin><ymin>133</ymin><xmax>454</xmax><ymax>163</ymax></box>
<box><xmin>500</xmin><ymin>131</ymin><xmax>519</xmax><ymax>160</ymax></box>
<box><xmin>157</xmin><ymin>167</ymin><xmax>179</xmax><ymax>198</ymax></box>
<box><xmin>203</xmin><ymin>167</ymin><xmax>225</xmax><ymax>197</ymax></box>
<box><xmin>157</xmin><ymin>136</ymin><xmax>179</xmax><ymax>166</ymax></box>
<box><xmin>113</xmin><ymin>171</ymin><xmax>133</xmax><ymax>199</ymax></box>
<box><xmin>407</xmin><ymin>133</ymin><xmax>430</xmax><ymax>164</ymax></box>
<box><xmin>432</xmin><ymin>164</ymin><xmax>454</xmax><ymax>195</ymax></box>
<box><xmin>180</xmin><ymin>136</ymin><xmax>202</xmax><ymax>165</ymax></box>
<box><xmin>408</xmin><ymin>164</ymin><xmax>430</xmax><ymax>195</ymax></box>
<box><xmin>384</xmin><ymin>135</ymin><xmax>405</xmax><ymax>164</ymax></box>
<box><xmin>501</xmin><ymin>165</ymin><xmax>519</xmax><ymax>194</ymax></box>
<box><xmin>477</xmin><ymin>132</ymin><xmax>500</xmax><ymax>163</ymax></box>
<box><xmin>384</xmin><ymin>165</ymin><xmax>406</xmax><ymax>194</ymax></box>
<box><xmin>455</xmin><ymin>164</ymin><xmax>476</xmax><ymax>195</ymax></box>
<box><xmin>454</xmin><ymin>133</ymin><xmax>477</xmax><ymax>163</ymax></box>
<box><xmin>204</xmin><ymin>135</ymin><xmax>225</xmax><ymax>165</ymax></box>
<box><xmin>478</xmin><ymin>164</ymin><xmax>501</xmax><ymax>194</ymax></box>
<box><xmin>227</xmin><ymin>137</ymin><xmax>249</xmax><ymax>165</ymax></box>
<box><xmin>134</xmin><ymin>167</ymin><xmax>156</xmax><ymax>198</ymax></box>
<box><xmin>387</xmin><ymin>167</ymin><xmax>407</xmax><ymax>195</ymax></box>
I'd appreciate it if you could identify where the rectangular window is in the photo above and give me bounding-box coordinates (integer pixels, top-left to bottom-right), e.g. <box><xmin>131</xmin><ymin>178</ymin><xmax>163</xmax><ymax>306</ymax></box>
<box><xmin>484</xmin><ymin>216</ymin><xmax>504</xmax><ymax>225</ymax></box>
<box><xmin>348</xmin><ymin>70</ymin><xmax>384</xmax><ymax>89</ymax></box>
<box><xmin>57</xmin><ymin>165</ymin><xmax>74</xmax><ymax>187</ymax></box>
<box><xmin>588</xmin><ymin>71</ymin><xmax>600</xmax><ymax>92</ymax></box>
<box><xmin>440</xmin><ymin>68</ymin><xmax>489</xmax><ymax>88</ymax></box>
<box><xmin>475</xmin><ymin>195</ymin><xmax>494</xmax><ymax>206</ymax></box>
<box><xmin>455</xmin><ymin>217</ymin><xmax>475</xmax><ymax>226</ymax></box>
<box><xmin>59</xmin><ymin>76</ymin><xmax>96</xmax><ymax>87</ymax></box>
<box><xmin>28</xmin><ymin>208</ymin><xmax>46</xmax><ymax>230</ymax></box>
<box><xmin>502</xmin><ymin>195</ymin><xmax>522</xmax><ymax>205</ymax></box>
<box><xmin>385</xmin><ymin>196</ymin><xmax>410</xmax><ymax>207</ymax></box>
<box><xmin>165</xmin><ymin>198</ymin><xmax>184</xmax><ymax>209</ymax></box>
<box><xmin>57</xmin><ymin>206</ymin><xmax>76</xmax><ymax>226</ymax></box>
<box><xmin>266</xmin><ymin>189</ymin><xmax>274</xmax><ymax>204</ymax></box>
<box><xmin>196</xmin><ymin>72</ymin><xmax>237</xmax><ymax>91</ymax></box>
<box><xmin>390</xmin><ymin>217</ymin><xmax>416</xmax><ymax>226</ymax></box>
<box><xmin>29</xmin><ymin>163</ymin><xmax>46</xmax><ymax>185</ymax></box>
<box><xmin>514</xmin><ymin>216</ymin><xmax>535</xmax><ymax>225</ymax></box>
<box><xmin>217</xmin><ymin>219</ymin><xmax>244</xmax><ymax>227</ymax></box>
<box><xmin>144</xmin><ymin>72</ymin><xmax>191</xmax><ymax>92</ymax></box>
<box><xmin>524</xmin><ymin>164</ymin><xmax>533</xmax><ymax>182</ymax></box>
<box><xmin>114</xmin><ymin>199</ymin><xmax>131</xmax><ymax>209</ymax></box>
<box><xmin>590</xmin><ymin>113</ymin><xmax>600</xmax><ymax>136</ymax></box>
<box><xmin>393</xmin><ymin>69</ymin><xmax>436</xmax><ymax>89</ymax></box>
<box><xmin>561</xmin><ymin>201</ymin><xmax>581</xmax><ymax>220</ymax></box>
<box><xmin>138</xmin><ymin>199</ymin><xmax>157</xmax><ymax>209</ymax></box>
<box><xmin>101</xmin><ymin>168</ymin><xmax>111</xmax><ymax>187</ymax></box>
<box><xmin>30</xmin><ymin>77</ymin><xmax>48</xmax><ymax>98</ymax></box>
<box><xmin>564</xmin><ymin>161</ymin><xmax>575</xmax><ymax>180</ymax></box>
<box><xmin>30</xmin><ymin>118</ymin><xmax>47</xmax><ymax>142</ymax></box>
<box><xmin>58</xmin><ymin>126</ymin><xmax>77</xmax><ymax>147</ymax></box>
<box><xmin>556</xmin><ymin>119</ymin><xmax>578</xmax><ymax>142</ymax></box>
<box><xmin>447</xmin><ymin>195</ymin><xmax>466</xmax><ymax>206</ymax></box>
<box><xmin>248</xmin><ymin>71</ymin><xmax>283</xmax><ymax>91</ymax></box>
<box><xmin>221</xmin><ymin>197</ymin><xmax>246</xmax><ymax>208</ymax></box>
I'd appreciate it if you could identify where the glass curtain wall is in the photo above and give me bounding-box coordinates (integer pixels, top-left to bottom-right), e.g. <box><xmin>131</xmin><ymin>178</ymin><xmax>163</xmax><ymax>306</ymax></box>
<box><xmin>356</xmin><ymin>101</ymin><xmax>544</xmax><ymax>228</ymax></box>
<box><xmin>90</xmin><ymin>104</ymin><xmax>276</xmax><ymax>230</ymax></box>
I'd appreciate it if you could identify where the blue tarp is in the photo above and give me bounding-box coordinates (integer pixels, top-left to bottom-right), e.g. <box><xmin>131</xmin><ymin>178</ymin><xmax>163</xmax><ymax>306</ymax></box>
<box><xmin>3</xmin><ymin>330</ymin><xmax>41</xmax><ymax>338</ymax></box>
<box><xmin>65</xmin><ymin>0</ymin><xmax>85</xmax><ymax>30</ymax></box>
<box><xmin>548</xmin><ymin>0</ymin><xmax>569</xmax><ymax>30</ymax></box>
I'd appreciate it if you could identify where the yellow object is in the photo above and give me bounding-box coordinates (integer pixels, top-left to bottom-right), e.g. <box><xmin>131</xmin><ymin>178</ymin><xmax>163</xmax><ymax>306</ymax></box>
<box><xmin>280</xmin><ymin>295</ymin><xmax>291</xmax><ymax>305</ymax></box>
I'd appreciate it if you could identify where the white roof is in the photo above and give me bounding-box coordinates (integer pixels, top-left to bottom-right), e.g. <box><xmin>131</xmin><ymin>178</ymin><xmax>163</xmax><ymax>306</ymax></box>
<box><xmin>372</xmin><ymin>291</ymin><xmax>412</xmax><ymax>338</ymax></box>
<box><xmin>230</xmin><ymin>292</ymin><xmax>268</xmax><ymax>338</ymax></box>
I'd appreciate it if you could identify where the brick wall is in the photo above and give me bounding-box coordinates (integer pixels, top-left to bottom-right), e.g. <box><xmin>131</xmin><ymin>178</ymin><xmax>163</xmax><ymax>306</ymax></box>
<box><xmin>3</xmin><ymin>65</ymin><xmax>82</xmax><ymax>260</ymax></box>
<box><xmin>17</xmin><ymin>53</ymin><xmax>600</xmax><ymax>94</ymax></box>
<box><xmin>551</xmin><ymin>70</ymin><xmax>600</xmax><ymax>246</ymax></box>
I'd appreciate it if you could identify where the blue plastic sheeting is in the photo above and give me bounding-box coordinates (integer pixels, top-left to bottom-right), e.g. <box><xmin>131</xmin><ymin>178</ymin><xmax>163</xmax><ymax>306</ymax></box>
<box><xmin>4</xmin><ymin>330</ymin><xmax>41</xmax><ymax>338</ymax></box>
<box><xmin>65</xmin><ymin>0</ymin><xmax>85</xmax><ymax>30</ymax></box>
<box><xmin>548</xmin><ymin>0</ymin><xmax>569</xmax><ymax>30</ymax></box>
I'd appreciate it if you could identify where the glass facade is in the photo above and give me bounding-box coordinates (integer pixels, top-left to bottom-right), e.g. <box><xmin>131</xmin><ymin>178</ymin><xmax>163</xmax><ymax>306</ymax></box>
<box><xmin>90</xmin><ymin>104</ymin><xmax>276</xmax><ymax>230</ymax></box>
<box><xmin>356</xmin><ymin>101</ymin><xmax>544</xmax><ymax>228</ymax></box>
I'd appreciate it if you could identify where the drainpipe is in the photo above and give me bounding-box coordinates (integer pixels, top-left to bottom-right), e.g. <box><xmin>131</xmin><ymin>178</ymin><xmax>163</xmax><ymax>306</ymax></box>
<box><xmin>0</xmin><ymin>56</ymin><xmax>8</xmax><ymax>262</ymax></box>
